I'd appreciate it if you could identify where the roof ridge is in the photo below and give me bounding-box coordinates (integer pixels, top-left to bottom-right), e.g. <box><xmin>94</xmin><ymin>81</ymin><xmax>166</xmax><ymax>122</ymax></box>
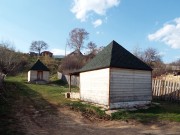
<box><xmin>30</xmin><ymin>59</ymin><xmax>49</xmax><ymax>71</ymax></box>
<box><xmin>109</xmin><ymin>40</ymin><xmax>115</xmax><ymax>66</ymax></box>
<box><xmin>76</xmin><ymin>40</ymin><xmax>152</xmax><ymax>73</ymax></box>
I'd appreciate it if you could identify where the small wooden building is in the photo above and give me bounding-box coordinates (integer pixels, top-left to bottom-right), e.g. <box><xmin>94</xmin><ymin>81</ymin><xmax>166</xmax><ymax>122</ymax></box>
<box><xmin>75</xmin><ymin>40</ymin><xmax>152</xmax><ymax>109</ymax></box>
<box><xmin>41</xmin><ymin>51</ymin><xmax>53</xmax><ymax>57</ymax></box>
<box><xmin>28</xmin><ymin>59</ymin><xmax>50</xmax><ymax>82</ymax></box>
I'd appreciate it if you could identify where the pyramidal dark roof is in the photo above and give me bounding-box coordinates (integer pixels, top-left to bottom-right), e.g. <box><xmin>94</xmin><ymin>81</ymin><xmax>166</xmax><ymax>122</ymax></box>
<box><xmin>79</xmin><ymin>40</ymin><xmax>152</xmax><ymax>72</ymax></box>
<box><xmin>30</xmin><ymin>59</ymin><xmax>49</xmax><ymax>71</ymax></box>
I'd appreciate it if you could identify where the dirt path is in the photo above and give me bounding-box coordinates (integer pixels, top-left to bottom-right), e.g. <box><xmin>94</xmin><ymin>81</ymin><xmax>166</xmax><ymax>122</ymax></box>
<box><xmin>17</xmin><ymin>105</ymin><xmax>180</xmax><ymax>135</ymax></box>
<box><xmin>5</xmin><ymin>80</ymin><xmax>179</xmax><ymax>135</ymax></box>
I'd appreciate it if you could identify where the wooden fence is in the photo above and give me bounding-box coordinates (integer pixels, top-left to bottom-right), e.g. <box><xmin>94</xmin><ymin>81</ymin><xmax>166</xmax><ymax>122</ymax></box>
<box><xmin>152</xmin><ymin>79</ymin><xmax>180</xmax><ymax>102</ymax></box>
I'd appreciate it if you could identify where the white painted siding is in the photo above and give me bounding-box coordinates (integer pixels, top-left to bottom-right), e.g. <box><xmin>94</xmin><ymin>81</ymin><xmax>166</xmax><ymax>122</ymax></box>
<box><xmin>28</xmin><ymin>71</ymin><xmax>31</xmax><ymax>82</ymax></box>
<box><xmin>28</xmin><ymin>70</ymin><xmax>37</xmax><ymax>82</ymax></box>
<box><xmin>80</xmin><ymin>68</ymin><xmax>110</xmax><ymax>105</ymax></box>
<box><xmin>43</xmin><ymin>71</ymin><xmax>49</xmax><ymax>81</ymax></box>
<box><xmin>28</xmin><ymin>70</ymin><xmax>49</xmax><ymax>82</ymax></box>
<box><xmin>110</xmin><ymin>68</ymin><xmax>152</xmax><ymax>103</ymax></box>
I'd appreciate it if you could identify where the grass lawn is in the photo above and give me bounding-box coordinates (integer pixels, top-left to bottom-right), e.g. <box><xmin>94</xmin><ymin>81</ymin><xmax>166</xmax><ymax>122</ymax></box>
<box><xmin>0</xmin><ymin>73</ymin><xmax>180</xmax><ymax>134</ymax></box>
<box><xmin>111</xmin><ymin>101</ymin><xmax>180</xmax><ymax>123</ymax></box>
<box><xmin>0</xmin><ymin>74</ymin><xmax>108</xmax><ymax>134</ymax></box>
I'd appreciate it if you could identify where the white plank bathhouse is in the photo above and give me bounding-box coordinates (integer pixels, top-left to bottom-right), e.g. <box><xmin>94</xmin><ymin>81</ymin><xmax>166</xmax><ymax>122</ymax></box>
<box><xmin>28</xmin><ymin>59</ymin><xmax>50</xmax><ymax>83</ymax></box>
<box><xmin>71</xmin><ymin>40</ymin><xmax>152</xmax><ymax>109</ymax></box>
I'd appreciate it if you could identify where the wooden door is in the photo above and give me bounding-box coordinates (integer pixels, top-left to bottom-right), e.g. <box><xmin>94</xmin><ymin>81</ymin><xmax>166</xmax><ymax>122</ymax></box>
<box><xmin>37</xmin><ymin>71</ymin><xmax>43</xmax><ymax>80</ymax></box>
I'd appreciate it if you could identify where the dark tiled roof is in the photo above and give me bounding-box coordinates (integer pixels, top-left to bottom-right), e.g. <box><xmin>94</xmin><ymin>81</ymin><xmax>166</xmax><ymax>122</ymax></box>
<box><xmin>41</xmin><ymin>51</ymin><xmax>53</xmax><ymax>54</ymax></box>
<box><xmin>68</xmin><ymin>50</ymin><xmax>83</xmax><ymax>57</ymax></box>
<box><xmin>79</xmin><ymin>40</ymin><xmax>152</xmax><ymax>72</ymax></box>
<box><xmin>30</xmin><ymin>59</ymin><xmax>50</xmax><ymax>71</ymax></box>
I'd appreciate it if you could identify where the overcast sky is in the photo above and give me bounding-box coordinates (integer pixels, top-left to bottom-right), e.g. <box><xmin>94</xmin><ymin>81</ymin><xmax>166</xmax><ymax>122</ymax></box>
<box><xmin>0</xmin><ymin>0</ymin><xmax>180</xmax><ymax>63</ymax></box>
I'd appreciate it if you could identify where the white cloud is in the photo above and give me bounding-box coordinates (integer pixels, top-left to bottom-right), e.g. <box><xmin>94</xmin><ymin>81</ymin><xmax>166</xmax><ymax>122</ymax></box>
<box><xmin>51</xmin><ymin>49</ymin><xmax>70</xmax><ymax>55</ymax></box>
<box><xmin>93</xmin><ymin>19</ymin><xmax>102</xmax><ymax>27</ymax></box>
<box><xmin>71</xmin><ymin>0</ymin><xmax>120</xmax><ymax>22</ymax></box>
<box><xmin>158</xmin><ymin>51</ymin><xmax>166</xmax><ymax>56</ymax></box>
<box><xmin>175</xmin><ymin>55</ymin><xmax>180</xmax><ymax>59</ymax></box>
<box><xmin>148</xmin><ymin>17</ymin><xmax>180</xmax><ymax>49</ymax></box>
<box><xmin>96</xmin><ymin>31</ymin><xmax>100</xmax><ymax>34</ymax></box>
<box><xmin>96</xmin><ymin>31</ymin><xmax>104</xmax><ymax>35</ymax></box>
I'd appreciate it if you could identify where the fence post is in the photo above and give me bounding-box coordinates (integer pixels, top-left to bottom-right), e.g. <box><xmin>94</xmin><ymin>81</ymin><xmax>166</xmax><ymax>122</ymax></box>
<box><xmin>160</xmin><ymin>80</ymin><xmax>165</xmax><ymax>100</ymax></box>
<box><xmin>174</xmin><ymin>82</ymin><xmax>178</xmax><ymax>101</ymax></box>
<box><xmin>158</xmin><ymin>80</ymin><xmax>162</xmax><ymax>100</ymax></box>
<box><xmin>177</xmin><ymin>83</ymin><xmax>180</xmax><ymax>103</ymax></box>
<box><xmin>152</xmin><ymin>79</ymin><xmax>157</xmax><ymax>99</ymax></box>
<box><xmin>165</xmin><ymin>80</ymin><xmax>168</xmax><ymax>100</ymax></box>
<box><xmin>152</xmin><ymin>79</ymin><xmax>180</xmax><ymax>103</ymax></box>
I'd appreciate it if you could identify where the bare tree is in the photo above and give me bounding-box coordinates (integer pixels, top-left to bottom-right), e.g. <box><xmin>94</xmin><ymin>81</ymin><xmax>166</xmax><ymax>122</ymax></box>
<box><xmin>132</xmin><ymin>46</ymin><xmax>165</xmax><ymax>77</ymax></box>
<box><xmin>87</xmin><ymin>41</ymin><xmax>97</xmax><ymax>51</ymax></box>
<box><xmin>87</xmin><ymin>41</ymin><xmax>97</xmax><ymax>54</ymax></box>
<box><xmin>0</xmin><ymin>45</ymin><xmax>26</xmax><ymax>74</ymax></box>
<box><xmin>30</xmin><ymin>41</ymin><xmax>48</xmax><ymax>55</ymax></box>
<box><xmin>59</xmin><ymin>55</ymin><xmax>85</xmax><ymax>74</ymax></box>
<box><xmin>61</xmin><ymin>28</ymin><xmax>102</xmax><ymax>74</ymax></box>
<box><xmin>152</xmin><ymin>62</ymin><xmax>166</xmax><ymax>77</ymax></box>
<box><xmin>0</xmin><ymin>43</ymin><xmax>28</xmax><ymax>85</ymax></box>
<box><xmin>132</xmin><ymin>45</ymin><xmax>144</xmax><ymax>61</ymax></box>
<box><xmin>170</xmin><ymin>59</ymin><xmax>180</xmax><ymax>66</ymax></box>
<box><xmin>143</xmin><ymin>48</ymin><xmax>162</xmax><ymax>67</ymax></box>
<box><xmin>67</xmin><ymin>28</ymin><xmax>89</xmax><ymax>52</ymax></box>
<box><xmin>142</xmin><ymin>47</ymin><xmax>164</xmax><ymax>77</ymax></box>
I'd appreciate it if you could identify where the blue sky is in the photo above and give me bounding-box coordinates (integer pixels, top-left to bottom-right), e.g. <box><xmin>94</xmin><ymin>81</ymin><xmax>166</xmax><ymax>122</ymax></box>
<box><xmin>0</xmin><ymin>0</ymin><xmax>180</xmax><ymax>63</ymax></box>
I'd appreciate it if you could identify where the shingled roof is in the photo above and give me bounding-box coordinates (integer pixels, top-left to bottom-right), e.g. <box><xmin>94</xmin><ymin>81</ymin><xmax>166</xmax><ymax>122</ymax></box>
<box><xmin>78</xmin><ymin>40</ymin><xmax>152</xmax><ymax>72</ymax></box>
<box><xmin>30</xmin><ymin>59</ymin><xmax>49</xmax><ymax>71</ymax></box>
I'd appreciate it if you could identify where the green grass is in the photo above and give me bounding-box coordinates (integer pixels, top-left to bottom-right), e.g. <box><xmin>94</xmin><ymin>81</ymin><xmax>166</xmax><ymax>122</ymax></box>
<box><xmin>0</xmin><ymin>73</ymin><xmax>180</xmax><ymax>135</ymax></box>
<box><xmin>5</xmin><ymin>74</ymin><xmax>78</xmax><ymax>106</ymax></box>
<box><xmin>0</xmin><ymin>74</ymin><xmax>107</xmax><ymax>134</ymax></box>
<box><xmin>111</xmin><ymin>102</ymin><xmax>180</xmax><ymax>123</ymax></box>
<box><xmin>0</xmin><ymin>74</ymin><xmax>76</xmax><ymax>134</ymax></box>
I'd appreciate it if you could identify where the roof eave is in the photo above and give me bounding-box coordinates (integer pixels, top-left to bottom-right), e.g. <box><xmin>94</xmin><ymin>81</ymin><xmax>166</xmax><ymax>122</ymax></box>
<box><xmin>71</xmin><ymin>66</ymin><xmax>152</xmax><ymax>75</ymax></box>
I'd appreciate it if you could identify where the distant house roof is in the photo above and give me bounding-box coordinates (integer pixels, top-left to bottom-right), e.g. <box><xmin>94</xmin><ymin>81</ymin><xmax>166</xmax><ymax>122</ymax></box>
<box><xmin>77</xmin><ymin>40</ymin><xmax>152</xmax><ymax>73</ymax></box>
<box><xmin>29</xmin><ymin>52</ymin><xmax>38</xmax><ymax>56</ymax></box>
<box><xmin>30</xmin><ymin>59</ymin><xmax>50</xmax><ymax>71</ymax></box>
<box><xmin>68</xmin><ymin>50</ymin><xmax>83</xmax><ymax>57</ymax></box>
<box><xmin>41</xmin><ymin>51</ymin><xmax>53</xmax><ymax>54</ymax></box>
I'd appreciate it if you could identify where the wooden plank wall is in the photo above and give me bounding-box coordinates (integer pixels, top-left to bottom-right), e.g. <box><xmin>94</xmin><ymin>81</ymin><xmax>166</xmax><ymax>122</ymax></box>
<box><xmin>110</xmin><ymin>68</ymin><xmax>152</xmax><ymax>103</ymax></box>
<box><xmin>152</xmin><ymin>79</ymin><xmax>180</xmax><ymax>102</ymax></box>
